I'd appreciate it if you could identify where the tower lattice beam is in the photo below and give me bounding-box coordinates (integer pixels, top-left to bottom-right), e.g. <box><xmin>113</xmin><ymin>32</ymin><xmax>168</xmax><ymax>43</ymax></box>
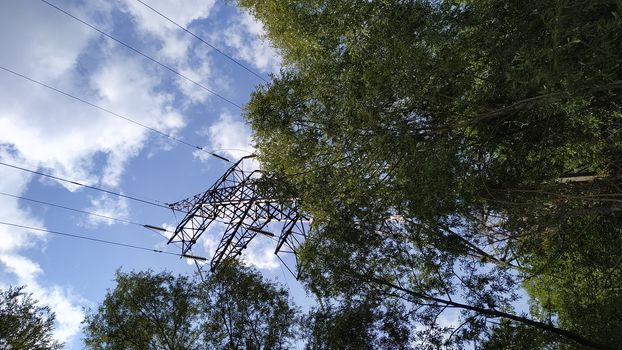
<box><xmin>167</xmin><ymin>155</ymin><xmax>308</xmax><ymax>277</ymax></box>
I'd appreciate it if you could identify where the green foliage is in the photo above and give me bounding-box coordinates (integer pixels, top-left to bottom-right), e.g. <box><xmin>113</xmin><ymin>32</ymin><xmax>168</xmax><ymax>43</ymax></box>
<box><xmin>482</xmin><ymin>320</ymin><xmax>560</xmax><ymax>350</ymax></box>
<box><xmin>304</xmin><ymin>295</ymin><xmax>411</xmax><ymax>350</ymax></box>
<box><xmin>82</xmin><ymin>265</ymin><xmax>300</xmax><ymax>350</ymax></box>
<box><xmin>0</xmin><ymin>286</ymin><xmax>63</xmax><ymax>350</ymax></box>
<box><xmin>235</xmin><ymin>0</ymin><xmax>622</xmax><ymax>348</ymax></box>
<box><xmin>83</xmin><ymin>270</ymin><xmax>202</xmax><ymax>350</ymax></box>
<box><xmin>200</xmin><ymin>263</ymin><xmax>300</xmax><ymax>350</ymax></box>
<box><xmin>523</xmin><ymin>214</ymin><xmax>622</xmax><ymax>348</ymax></box>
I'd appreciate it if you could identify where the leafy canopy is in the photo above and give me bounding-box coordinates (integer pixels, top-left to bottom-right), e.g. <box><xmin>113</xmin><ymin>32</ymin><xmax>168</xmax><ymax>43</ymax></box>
<box><xmin>83</xmin><ymin>264</ymin><xmax>300</xmax><ymax>350</ymax></box>
<box><xmin>0</xmin><ymin>286</ymin><xmax>63</xmax><ymax>350</ymax></box>
<box><xmin>235</xmin><ymin>0</ymin><xmax>622</xmax><ymax>348</ymax></box>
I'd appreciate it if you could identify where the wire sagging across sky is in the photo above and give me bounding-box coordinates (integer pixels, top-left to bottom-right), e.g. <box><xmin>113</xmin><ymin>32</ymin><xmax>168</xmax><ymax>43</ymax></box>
<box><xmin>0</xmin><ymin>221</ymin><xmax>206</xmax><ymax>261</ymax></box>
<box><xmin>0</xmin><ymin>190</ymin><xmax>187</xmax><ymax>249</ymax></box>
<box><xmin>0</xmin><ymin>166</ymin><xmax>238</xmax><ymax>227</ymax></box>
<box><xmin>134</xmin><ymin>0</ymin><xmax>270</xmax><ymax>84</ymax></box>
<box><xmin>38</xmin><ymin>0</ymin><xmax>243</xmax><ymax>110</ymax></box>
<box><xmin>0</xmin><ymin>160</ymin><xmax>171</xmax><ymax>210</ymax></box>
<box><xmin>0</xmin><ymin>190</ymin><xmax>175</xmax><ymax>233</ymax></box>
<box><xmin>0</xmin><ymin>65</ymin><xmax>231</xmax><ymax>163</ymax></box>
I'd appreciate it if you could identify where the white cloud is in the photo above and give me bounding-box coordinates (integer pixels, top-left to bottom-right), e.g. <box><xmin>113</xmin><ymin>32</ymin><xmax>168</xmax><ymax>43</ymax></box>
<box><xmin>150</xmin><ymin>222</ymin><xmax>185</xmax><ymax>255</ymax></box>
<box><xmin>0</xmin><ymin>182</ymin><xmax>86</xmax><ymax>343</ymax></box>
<box><xmin>201</xmin><ymin>221</ymin><xmax>227</xmax><ymax>257</ymax></box>
<box><xmin>39</xmin><ymin>286</ymin><xmax>86</xmax><ymax>343</ymax></box>
<box><xmin>0</xmin><ymin>136</ymin><xmax>87</xmax><ymax>349</ymax></box>
<box><xmin>0</xmin><ymin>48</ymin><xmax>186</xmax><ymax>191</ymax></box>
<box><xmin>0</xmin><ymin>0</ymin><xmax>97</xmax><ymax>83</ymax></box>
<box><xmin>159</xmin><ymin>222</ymin><xmax>178</xmax><ymax>241</ymax></box>
<box><xmin>121</xmin><ymin>0</ymin><xmax>215</xmax><ymax>39</ymax></box>
<box><xmin>83</xmin><ymin>194</ymin><xmax>130</xmax><ymax>227</ymax></box>
<box><xmin>240</xmin><ymin>236</ymin><xmax>279</xmax><ymax>270</ymax></box>
<box><xmin>437</xmin><ymin>309</ymin><xmax>460</xmax><ymax>329</ymax></box>
<box><xmin>217</xmin><ymin>11</ymin><xmax>282</xmax><ymax>74</ymax></box>
<box><xmin>0</xmin><ymin>151</ymin><xmax>45</xmax><ymax>254</ymax></box>
<box><xmin>0</xmin><ymin>255</ymin><xmax>42</xmax><ymax>282</ymax></box>
<box><xmin>119</xmin><ymin>0</ymin><xmax>221</xmax><ymax>103</ymax></box>
<box><xmin>197</xmin><ymin>220</ymin><xmax>279</xmax><ymax>271</ymax></box>
<box><xmin>175</xmin><ymin>56</ymin><xmax>215</xmax><ymax>104</ymax></box>
<box><xmin>121</xmin><ymin>4</ymin><xmax>192</xmax><ymax>62</ymax></box>
<box><xmin>0</xmin><ymin>254</ymin><xmax>84</xmax><ymax>344</ymax></box>
<box><xmin>0</xmin><ymin>0</ymin><xmax>191</xmax><ymax>346</ymax></box>
<box><xmin>196</xmin><ymin>111</ymin><xmax>256</xmax><ymax>162</ymax></box>
<box><xmin>88</xmin><ymin>50</ymin><xmax>187</xmax><ymax>186</ymax></box>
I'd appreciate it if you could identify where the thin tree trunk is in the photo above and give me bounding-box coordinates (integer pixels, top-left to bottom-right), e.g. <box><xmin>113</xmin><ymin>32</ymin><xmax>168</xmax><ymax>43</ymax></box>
<box><xmin>364</xmin><ymin>275</ymin><xmax>613</xmax><ymax>350</ymax></box>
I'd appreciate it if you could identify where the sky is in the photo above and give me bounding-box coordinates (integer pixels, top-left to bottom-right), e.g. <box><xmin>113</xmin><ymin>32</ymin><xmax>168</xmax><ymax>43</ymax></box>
<box><xmin>0</xmin><ymin>0</ymin><xmax>309</xmax><ymax>348</ymax></box>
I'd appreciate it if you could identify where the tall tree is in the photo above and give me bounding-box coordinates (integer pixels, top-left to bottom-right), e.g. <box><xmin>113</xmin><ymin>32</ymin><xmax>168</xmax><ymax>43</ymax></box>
<box><xmin>304</xmin><ymin>293</ymin><xmax>412</xmax><ymax>350</ymax></box>
<box><xmin>0</xmin><ymin>286</ymin><xmax>63</xmax><ymax>350</ymax></box>
<box><xmin>83</xmin><ymin>270</ymin><xmax>202</xmax><ymax>350</ymax></box>
<box><xmin>234</xmin><ymin>0</ymin><xmax>622</xmax><ymax>348</ymax></box>
<box><xmin>82</xmin><ymin>265</ymin><xmax>300</xmax><ymax>350</ymax></box>
<box><xmin>200</xmin><ymin>263</ymin><xmax>300</xmax><ymax>350</ymax></box>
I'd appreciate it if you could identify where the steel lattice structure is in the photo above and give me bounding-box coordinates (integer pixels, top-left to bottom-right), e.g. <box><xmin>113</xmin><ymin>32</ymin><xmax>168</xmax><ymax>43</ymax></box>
<box><xmin>167</xmin><ymin>155</ymin><xmax>308</xmax><ymax>278</ymax></box>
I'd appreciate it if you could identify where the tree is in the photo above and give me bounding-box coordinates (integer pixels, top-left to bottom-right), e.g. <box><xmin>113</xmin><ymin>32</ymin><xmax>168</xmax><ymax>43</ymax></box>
<box><xmin>481</xmin><ymin>320</ymin><xmax>560</xmax><ymax>350</ymax></box>
<box><xmin>200</xmin><ymin>263</ymin><xmax>300</xmax><ymax>350</ymax></box>
<box><xmin>0</xmin><ymin>286</ymin><xmax>63</xmax><ymax>350</ymax></box>
<box><xmin>234</xmin><ymin>0</ymin><xmax>622</xmax><ymax>348</ymax></box>
<box><xmin>83</xmin><ymin>270</ymin><xmax>202</xmax><ymax>350</ymax></box>
<box><xmin>304</xmin><ymin>294</ymin><xmax>411</xmax><ymax>350</ymax></box>
<box><xmin>82</xmin><ymin>265</ymin><xmax>300</xmax><ymax>350</ymax></box>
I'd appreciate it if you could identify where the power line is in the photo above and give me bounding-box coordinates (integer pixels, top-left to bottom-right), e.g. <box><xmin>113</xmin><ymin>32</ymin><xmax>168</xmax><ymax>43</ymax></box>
<box><xmin>38</xmin><ymin>0</ymin><xmax>243</xmax><ymax>110</ymax></box>
<box><xmin>0</xmin><ymin>191</ymin><xmax>169</xmax><ymax>232</ymax></box>
<box><xmin>0</xmin><ymin>160</ymin><xmax>170</xmax><ymax>210</ymax></box>
<box><xmin>0</xmin><ymin>164</ymin><xmax>239</xmax><ymax>227</ymax></box>
<box><xmin>0</xmin><ymin>65</ymin><xmax>231</xmax><ymax>163</ymax></box>
<box><xmin>0</xmin><ymin>220</ymin><xmax>205</xmax><ymax>260</ymax></box>
<box><xmin>0</xmin><ymin>190</ymin><xmax>183</xmax><ymax>248</ymax></box>
<box><xmin>134</xmin><ymin>0</ymin><xmax>270</xmax><ymax>84</ymax></box>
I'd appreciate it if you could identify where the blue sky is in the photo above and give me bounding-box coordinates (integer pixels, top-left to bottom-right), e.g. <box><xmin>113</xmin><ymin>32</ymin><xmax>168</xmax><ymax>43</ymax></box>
<box><xmin>0</xmin><ymin>0</ymin><xmax>309</xmax><ymax>347</ymax></box>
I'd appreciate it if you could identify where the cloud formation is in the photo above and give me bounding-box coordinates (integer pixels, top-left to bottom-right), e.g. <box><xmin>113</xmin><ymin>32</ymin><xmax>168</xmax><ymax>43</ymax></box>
<box><xmin>0</xmin><ymin>0</ymin><xmax>283</xmax><ymax>346</ymax></box>
<box><xmin>218</xmin><ymin>12</ymin><xmax>282</xmax><ymax>73</ymax></box>
<box><xmin>119</xmin><ymin>0</ymin><xmax>221</xmax><ymax>104</ymax></box>
<box><xmin>0</xmin><ymin>150</ymin><xmax>83</xmax><ymax>344</ymax></box>
<box><xmin>0</xmin><ymin>0</ymin><xmax>191</xmax><ymax>344</ymax></box>
<box><xmin>200</xmin><ymin>221</ymin><xmax>279</xmax><ymax>271</ymax></box>
<box><xmin>195</xmin><ymin>111</ymin><xmax>255</xmax><ymax>162</ymax></box>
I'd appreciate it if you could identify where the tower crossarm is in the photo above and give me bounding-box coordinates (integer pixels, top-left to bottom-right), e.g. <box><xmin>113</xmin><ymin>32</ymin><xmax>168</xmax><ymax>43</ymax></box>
<box><xmin>168</xmin><ymin>155</ymin><xmax>261</xmax><ymax>211</ymax></box>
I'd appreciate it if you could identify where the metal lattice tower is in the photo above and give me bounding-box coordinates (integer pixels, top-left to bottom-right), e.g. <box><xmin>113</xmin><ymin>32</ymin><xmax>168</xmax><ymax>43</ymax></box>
<box><xmin>167</xmin><ymin>155</ymin><xmax>308</xmax><ymax>278</ymax></box>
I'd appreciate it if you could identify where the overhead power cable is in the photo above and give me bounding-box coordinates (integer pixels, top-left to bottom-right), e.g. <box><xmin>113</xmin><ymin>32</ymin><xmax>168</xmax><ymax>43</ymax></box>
<box><xmin>0</xmin><ymin>161</ymin><xmax>170</xmax><ymax>210</ymax></box>
<box><xmin>0</xmin><ymin>164</ymin><xmax>239</xmax><ymax>228</ymax></box>
<box><xmin>0</xmin><ymin>191</ymin><xmax>170</xmax><ymax>233</ymax></box>
<box><xmin>134</xmin><ymin>0</ymin><xmax>270</xmax><ymax>83</ymax></box>
<box><xmin>0</xmin><ymin>221</ymin><xmax>206</xmax><ymax>261</ymax></box>
<box><xmin>38</xmin><ymin>0</ymin><xmax>243</xmax><ymax>110</ymax></box>
<box><xmin>0</xmin><ymin>191</ymin><xmax>183</xmax><ymax>248</ymax></box>
<box><xmin>0</xmin><ymin>65</ymin><xmax>231</xmax><ymax>163</ymax></box>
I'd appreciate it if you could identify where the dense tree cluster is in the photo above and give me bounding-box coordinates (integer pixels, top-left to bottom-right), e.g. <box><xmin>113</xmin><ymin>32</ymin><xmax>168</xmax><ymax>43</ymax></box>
<box><xmin>0</xmin><ymin>286</ymin><xmax>63</xmax><ymax>350</ymax></box>
<box><xmin>82</xmin><ymin>264</ymin><xmax>300</xmax><ymax>350</ymax></box>
<box><xmin>8</xmin><ymin>1</ymin><xmax>621</xmax><ymax>349</ymax></box>
<box><xmin>232</xmin><ymin>0</ymin><xmax>622</xmax><ymax>349</ymax></box>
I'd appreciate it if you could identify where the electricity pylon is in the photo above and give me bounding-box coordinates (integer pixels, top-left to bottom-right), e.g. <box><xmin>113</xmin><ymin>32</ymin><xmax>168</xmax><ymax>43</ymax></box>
<box><xmin>167</xmin><ymin>155</ymin><xmax>308</xmax><ymax>278</ymax></box>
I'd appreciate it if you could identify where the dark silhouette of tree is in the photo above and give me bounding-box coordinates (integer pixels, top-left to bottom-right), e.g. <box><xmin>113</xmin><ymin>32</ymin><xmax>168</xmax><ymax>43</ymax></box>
<box><xmin>233</xmin><ymin>0</ymin><xmax>622</xmax><ymax>348</ymax></box>
<box><xmin>82</xmin><ymin>265</ymin><xmax>300</xmax><ymax>350</ymax></box>
<box><xmin>0</xmin><ymin>286</ymin><xmax>63</xmax><ymax>350</ymax></box>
